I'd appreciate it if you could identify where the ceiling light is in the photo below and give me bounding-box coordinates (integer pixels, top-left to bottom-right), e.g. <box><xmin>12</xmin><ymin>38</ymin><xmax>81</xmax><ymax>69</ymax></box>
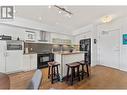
<box><xmin>48</xmin><ymin>5</ymin><xmax>51</xmax><ymax>8</ymax></box>
<box><xmin>56</xmin><ymin>22</ymin><xmax>59</xmax><ymax>24</ymax></box>
<box><xmin>59</xmin><ymin>11</ymin><xmax>62</xmax><ymax>14</ymax></box>
<box><xmin>101</xmin><ymin>15</ymin><xmax>112</xmax><ymax>23</ymax></box>
<box><xmin>39</xmin><ymin>17</ymin><xmax>42</xmax><ymax>20</ymax></box>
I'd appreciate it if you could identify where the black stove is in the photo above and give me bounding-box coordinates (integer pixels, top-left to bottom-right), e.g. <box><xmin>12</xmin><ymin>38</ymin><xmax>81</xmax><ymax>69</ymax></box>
<box><xmin>37</xmin><ymin>53</ymin><xmax>54</xmax><ymax>69</ymax></box>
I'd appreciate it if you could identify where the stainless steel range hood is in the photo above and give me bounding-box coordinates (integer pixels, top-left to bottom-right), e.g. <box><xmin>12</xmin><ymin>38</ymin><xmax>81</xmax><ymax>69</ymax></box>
<box><xmin>38</xmin><ymin>31</ymin><xmax>48</xmax><ymax>42</ymax></box>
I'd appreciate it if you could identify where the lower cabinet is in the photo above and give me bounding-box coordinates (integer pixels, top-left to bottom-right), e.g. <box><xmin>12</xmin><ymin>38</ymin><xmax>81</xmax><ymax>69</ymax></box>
<box><xmin>23</xmin><ymin>54</ymin><xmax>37</xmax><ymax>71</ymax></box>
<box><xmin>30</xmin><ymin>54</ymin><xmax>37</xmax><ymax>70</ymax></box>
<box><xmin>6</xmin><ymin>51</ymin><xmax>23</xmax><ymax>73</ymax></box>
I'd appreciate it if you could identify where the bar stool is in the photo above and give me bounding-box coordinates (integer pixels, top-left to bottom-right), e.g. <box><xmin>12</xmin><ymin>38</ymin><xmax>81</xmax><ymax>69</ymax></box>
<box><xmin>48</xmin><ymin>61</ymin><xmax>60</xmax><ymax>84</ymax></box>
<box><xmin>78</xmin><ymin>60</ymin><xmax>89</xmax><ymax>80</ymax></box>
<box><xmin>66</xmin><ymin>62</ymin><xmax>80</xmax><ymax>85</ymax></box>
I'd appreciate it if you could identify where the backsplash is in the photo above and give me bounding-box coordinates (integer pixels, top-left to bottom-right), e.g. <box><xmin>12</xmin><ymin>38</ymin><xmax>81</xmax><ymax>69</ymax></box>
<box><xmin>24</xmin><ymin>43</ymin><xmax>79</xmax><ymax>53</ymax></box>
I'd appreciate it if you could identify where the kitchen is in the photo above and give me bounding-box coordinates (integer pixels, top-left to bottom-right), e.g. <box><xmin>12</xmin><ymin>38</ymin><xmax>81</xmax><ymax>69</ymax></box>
<box><xmin>1</xmin><ymin>6</ymin><xmax>127</xmax><ymax>89</ymax></box>
<box><xmin>0</xmin><ymin>23</ymin><xmax>82</xmax><ymax>72</ymax></box>
<box><xmin>0</xmin><ymin>20</ymin><xmax>90</xmax><ymax>88</ymax></box>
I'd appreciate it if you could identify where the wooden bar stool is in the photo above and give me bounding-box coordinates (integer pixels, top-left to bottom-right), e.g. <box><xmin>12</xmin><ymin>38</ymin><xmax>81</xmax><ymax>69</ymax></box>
<box><xmin>66</xmin><ymin>62</ymin><xmax>80</xmax><ymax>85</ymax></box>
<box><xmin>48</xmin><ymin>61</ymin><xmax>60</xmax><ymax>84</ymax></box>
<box><xmin>78</xmin><ymin>60</ymin><xmax>89</xmax><ymax>80</ymax></box>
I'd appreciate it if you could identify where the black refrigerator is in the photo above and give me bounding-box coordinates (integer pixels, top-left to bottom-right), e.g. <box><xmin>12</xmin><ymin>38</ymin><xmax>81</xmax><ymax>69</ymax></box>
<box><xmin>80</xmin><ymin>38</ymin><xmax>91</xmax><ymax>65</ymax></box>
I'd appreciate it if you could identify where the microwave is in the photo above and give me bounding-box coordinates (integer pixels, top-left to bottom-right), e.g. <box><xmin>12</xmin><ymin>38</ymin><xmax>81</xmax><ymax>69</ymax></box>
<box><xmin>6</xmin><ymin>40</ymin><xmax>23</xmax><ymax>50</ymax></box>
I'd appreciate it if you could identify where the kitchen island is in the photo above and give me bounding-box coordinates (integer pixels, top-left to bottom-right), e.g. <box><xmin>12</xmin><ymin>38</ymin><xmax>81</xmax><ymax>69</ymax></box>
<box><xmin>54</xmin><ymin>51</ymin><xmax>84</xmax><ymax>80</ymax></box>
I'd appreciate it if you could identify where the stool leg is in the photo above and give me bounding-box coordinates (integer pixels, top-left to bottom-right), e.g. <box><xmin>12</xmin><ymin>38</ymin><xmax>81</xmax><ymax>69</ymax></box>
<box><xmin>71</xmin><ymin>68</ymin><xmax>74</xmax><ymax>85</ymax></box>
<box><xmin>73</xmin><ymin>68</ymin><xmax>75</xmax><ymax>78</ymax></box>
<box><xmin>66</xmin><ymin>66</ymin><xmax>69</xmax><ymax>81</ymax></box>
<box><xmin>82</xmin><ymin>65</ymin><xmax>85</xmax><ymax>79</ymax></box>
<box><xmin>51</xmin><ymin>66</ymin><xmax>54</xmax><ymax>84</ymax></box>
<box><xmin>48</xmin><ymin>66</ymin><xmax>50</xmax><ymax>79</ymax></box>
<box><xmin>53</xmin><ymin>66</ymin><xmax>56</xmax><ymax>77</ymax></box>
<box><xmin>57</xmin><ymin>66</ymin><xmax>60</xmax><ymax>81</ymax></box>
<box><xmin>86</xmin><ymin>64</ymin><xmax>89</xmax><ymax>77</ymax></box>
<box><xmin>77</xmin><ymin>66</ymin><xmax>80</xmax><ymax>81</ymax></box>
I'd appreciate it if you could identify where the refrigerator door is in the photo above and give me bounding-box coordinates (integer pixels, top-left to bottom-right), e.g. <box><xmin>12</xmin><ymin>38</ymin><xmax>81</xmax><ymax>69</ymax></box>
<box><xmin>80</xmin><ymin>38</ymin><xmax>91</xmax><ymax>65</ymax></box>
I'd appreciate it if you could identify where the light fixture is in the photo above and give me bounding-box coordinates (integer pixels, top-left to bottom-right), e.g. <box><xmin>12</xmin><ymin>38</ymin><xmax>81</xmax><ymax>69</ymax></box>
<box><xmin>101</xmin><ymin>15</ymin><xmax>112</xmax><ymax>23</ymax></box>
<box><xmin>54</xmin><ymin>5</ymin><xmax>73</xmax><ymax>18</ymax></box>
<box><xmin>39</xmin><ymin>17</ymin><xmax>42</xmax><ymax>20</ymax></box>
<box><xmin>54</xmin><ymin>5</ymin><xmax>72</xmax><ymax>15</ymax></box>
<box><xmin>56</xmin><ymin>22</ymin><xmax>59</xmax><ymax>24</ymax></box>
<box><xmin>58</xmin><ymin>11</ymin><xmax>62</xmax><ymax>14</ymax></box>
<box><xmin>48</xmin><ymin>5</ymin><xmax>51</xmax><ymax>8</ymax></box>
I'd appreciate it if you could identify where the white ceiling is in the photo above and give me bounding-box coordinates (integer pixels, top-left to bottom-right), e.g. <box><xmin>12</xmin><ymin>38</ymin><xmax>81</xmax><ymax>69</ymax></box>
<box><xmin>15</xmin><ymin>6</ymin><xmax>127</xmax><ymax>33</ymax></box>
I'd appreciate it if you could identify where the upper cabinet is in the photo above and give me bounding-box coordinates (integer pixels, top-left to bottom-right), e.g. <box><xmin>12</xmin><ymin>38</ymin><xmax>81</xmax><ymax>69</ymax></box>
<box><xmin>50</xmin><ymin>33</ymin><xmax>73</xmax><ymax>45</ymax></box>
<box><xmin>52</xmin><ymin>38</ymin><xmax>71</xmax><ymax>45</ymax></box>
<box><xmin>25</xmin><ymin>31</ymin><xmax>36</xmax><ymax>42</ymax></box>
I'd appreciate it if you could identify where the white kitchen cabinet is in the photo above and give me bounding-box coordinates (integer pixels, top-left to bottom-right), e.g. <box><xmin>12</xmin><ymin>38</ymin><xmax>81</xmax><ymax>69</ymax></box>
<box><xmin>22</xmin><ymin>54</ymin><xmax>31</xmax><ymax>71</ymax></box>
<box><xmin>52</xmin><ymin>38</ymin><xmax>71</xmax><ymax>45</ymax></box>
<box><xmin>0</xmin><ymin>41</ymin><xmax>23</xmax><ymax>73</ymax></box>
<box><xmin>0</xmin><ymin>41</ymin><xmax>6</xmax><ymax>73</ymax></box>
<box><xmin>25</xmin><ymin>31</ymin><xmax>36</xmax><ymax>42</ymax></box>
<box><xmin>6</xmin><ymin>51</ymin><xmax>23</xmax><ymax>73</ymax></box>
<box><xmin>30</xmin><ymin>54</ymin><xmax>37</xmax><ymax>70</ymax></box>
<box><xmin>23</xmin><ymin>54</ymin><xmax>37</xmax><ymax>71</ymax></box>
<box><xmin>50</xmin><ymin>33</ymin><xmax>73</xmax><ymax>44</ymax></box>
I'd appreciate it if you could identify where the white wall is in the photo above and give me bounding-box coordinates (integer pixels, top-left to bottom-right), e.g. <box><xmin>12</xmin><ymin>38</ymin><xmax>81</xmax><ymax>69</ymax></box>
<box><xmin>0</xmin><ymin>24</ymin><xmax>26</xmax><ymax>40</ymax></box>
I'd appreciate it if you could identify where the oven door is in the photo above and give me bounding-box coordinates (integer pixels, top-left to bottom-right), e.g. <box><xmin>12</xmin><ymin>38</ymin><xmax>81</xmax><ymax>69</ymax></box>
<box><xmin>37</xmin><ymin>54</ymin><xmax>50</xmax><ymax>69</ymax></box>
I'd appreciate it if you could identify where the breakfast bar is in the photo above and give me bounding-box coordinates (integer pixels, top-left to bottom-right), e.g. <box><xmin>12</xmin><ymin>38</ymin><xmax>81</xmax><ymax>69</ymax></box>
<box><xmin>54</xmin><ymin>51</ymin><xmax>84</xmax><ymax>80</ymax></box>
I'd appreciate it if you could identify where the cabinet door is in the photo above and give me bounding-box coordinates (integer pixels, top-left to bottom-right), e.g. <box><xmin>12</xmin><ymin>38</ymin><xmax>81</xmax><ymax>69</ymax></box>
<box><xmin>6</xmin><ymin>51</ymin><xmax>23</xmax><ymax>73</ymax></box>
<box><xmin>25</xmin><ymin>31</ymin><xmax>35</xmax><ymax>41</ymax></box>
<box><xmin>23</xmin><ymin>55</ymin><xmax>31</xmax><ymax>71</ymax></box>
<box><xmin>0</xmin><ymin>41</ymin><xmax>6</xmax><ymax>73</ymax></box>
<box><xmin>30</xmin><ymin>54</ymin><xmax>37</xmax><ymax>70</ymax></box>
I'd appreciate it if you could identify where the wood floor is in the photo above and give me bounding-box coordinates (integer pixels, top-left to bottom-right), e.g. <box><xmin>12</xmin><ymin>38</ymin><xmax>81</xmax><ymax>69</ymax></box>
<box><xmin>8</xmin><ymin>65</ymin><xmax>127</xmax><ymax>89</ymax></box>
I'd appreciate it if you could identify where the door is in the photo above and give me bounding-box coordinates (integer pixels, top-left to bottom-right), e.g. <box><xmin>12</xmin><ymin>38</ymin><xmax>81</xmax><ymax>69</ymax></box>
<box><xmin>99</xmin><ymin>29</ymin><xmax>120</xmax><ymax>69</ymax></box>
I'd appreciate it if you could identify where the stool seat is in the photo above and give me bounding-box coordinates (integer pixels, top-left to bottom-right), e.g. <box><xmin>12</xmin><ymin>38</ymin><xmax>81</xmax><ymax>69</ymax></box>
<box><xmin>66</xmin><ymin>62</ymin><xmax>80</xmax><ymax>67</ymax></box>
<box><xmin>48</xmin><ymin>61</ymin><xmax>60</xmax><ymax>66</ymax></box>
<box><xmin>78</xmin><ymin>60</ymin><xmax>88</xmax><ymax>65</ymax></box>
